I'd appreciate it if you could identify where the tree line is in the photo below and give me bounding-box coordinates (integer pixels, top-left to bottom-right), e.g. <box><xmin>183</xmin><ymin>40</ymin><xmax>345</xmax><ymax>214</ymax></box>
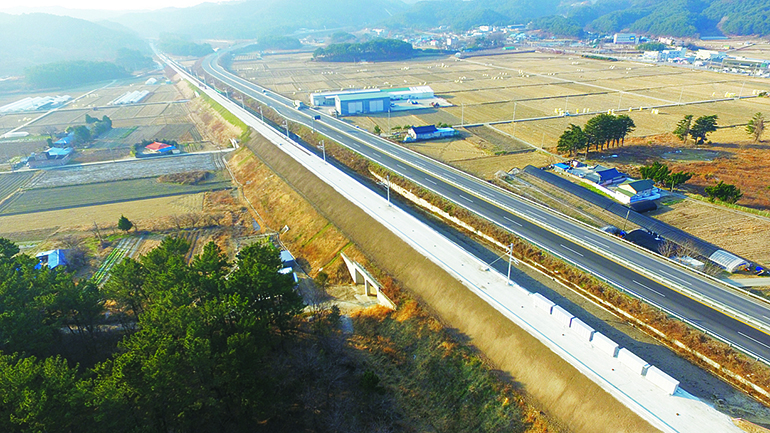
<box><xmin>313</xmin><ymin>39</ymin><xmax>415</xmax><ymax>62</ymax></box>
<box><xmin>158</xmin><ymin>34</ymin><xmax>214</xmax><ymax>57</ymax></box>
<box><xmin>25</xmin><ymin>60</ymin><xmax>129</xmax><ymax>89</ymax></box>
<box><xmin>556</xmin><ymin>113</ymin><xmax>636</xmax><ymax>157</ymax></box>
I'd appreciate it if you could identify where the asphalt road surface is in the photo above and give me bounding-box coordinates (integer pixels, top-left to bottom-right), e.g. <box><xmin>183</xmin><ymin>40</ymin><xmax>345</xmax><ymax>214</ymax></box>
<box><xmin>191</xmin><ymin>52</ymin><xmax>770</xmax><ymax>362</ymax></box>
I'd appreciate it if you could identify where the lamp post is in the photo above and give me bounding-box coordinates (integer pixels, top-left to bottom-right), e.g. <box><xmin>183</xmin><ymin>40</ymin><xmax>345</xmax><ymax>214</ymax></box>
<box><xmin>318</xmin><ymin>140</ymin><xmax>326</xmax><ymax>162</ymax></box>
<box><xmin>386</xmin><ymin>173</ymin><xmax>390</xmax><ymax>206</ymax></box>
<box><xmin>258</xmin><ymin>106</ymin><xmax>263</xmax><ymax>122</ymax></box>
<box><xmin>283</xmin><ymin>119</ymin><xmax>289</xmax><ymax>138</ymax></box>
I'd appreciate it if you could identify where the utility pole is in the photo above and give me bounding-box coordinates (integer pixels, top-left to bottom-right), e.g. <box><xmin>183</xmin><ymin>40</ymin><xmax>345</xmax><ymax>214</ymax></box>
<box><xmin>387</xmin><ymin>107</ymin><xmax>391</xmax><ymax>133</ymax></box>
<box><xmin>258</xmin><ymin>106</ymin><xmax>263</xmax><ymax>122</ymax></box>
<box><xmin>507</xmin><ymin>243</ymin><xmax>513</xmax><ymax>286</ymax></box>
<box><xmin>617</xmin><ymin>91</ymin><xmax>623</xmax><ymax>110</ymax></box>
<box><xmin>678</xmin><ymin>87</ymin><xmax>684</xmax><ymax>105</ymax></box>
<box><xmin>461</xmin><ymin>103</ymin><xmax>464</xmax><ymax>126</ymax></box>
<box><xmin>318</xmin><ymin>140</ymin><xmax>326</xmax><ymax>162</ymax></box>
<box><xmin>623</xmin><ymin>207</ymin><xmax>631</xmax><ymax>232</ymax></box>
<box><xmin>512</xmin><ymin>101</ymin><xmax>517</xmax><ymax>136</ymax></box>
<box><xmin>284</xmin><ymin>120</ymin><xmax>289</xmax><ymax>138</ymax></box>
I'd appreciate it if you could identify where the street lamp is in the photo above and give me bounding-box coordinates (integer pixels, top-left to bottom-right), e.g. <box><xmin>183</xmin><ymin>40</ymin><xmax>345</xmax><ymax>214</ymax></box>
<box><xmin>283</xmin><ymin>119</ymin><xmax>289</xmax><ymax>137</ymax></box>
<box><xmin>318</xmin><ymin>140</ymin><xmax>326</xmax><ymax>162</ymax></box>
<box><xmin>507</xmin><ymin>243</ymin><xmax>514</xmax><ymax>286</ymax></box>
<box><xmin>258</xmin><ymin>106</ymin><xmax>263</xmax><ymax>122</ymax></box>
<box><xmin>386</xmin><ymin>173</ymin><xmax>390</xmax><ymax>206</ymax></box>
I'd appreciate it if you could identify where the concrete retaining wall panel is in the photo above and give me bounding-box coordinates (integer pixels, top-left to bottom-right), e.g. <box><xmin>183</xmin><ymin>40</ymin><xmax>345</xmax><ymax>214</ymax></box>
<box><xmin>531</xmin><ymin>293</ymin><xmax>555</xmax><ymax>314</ymax></box>
<box><xmin>645</xmin><ymin>366</ymin><xmax>680</xmax><ymax>395</ymax></box>
<box><xmin>592</xmin><ymin>332</ymin><xmax>619</xmax><ymax>357</ymax></box>
<box><xmin>570</xmin><ymin>318</ymin><xmax>595</xmax><ymax>342</ymax></box>
<box><xmin>551</xmin><ymin>305</ymin><xmax>574</xmax><ymax>327</ymax></box>
<box><xmin>617</xmin><ymin>348</ymin><xmax>650</xmax><ymax>375</ymax></box>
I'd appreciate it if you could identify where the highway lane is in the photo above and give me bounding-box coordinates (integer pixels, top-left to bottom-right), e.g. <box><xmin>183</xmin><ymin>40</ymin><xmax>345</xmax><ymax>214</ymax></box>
<box><xmin>192</xmin><ymin>53</ymin><xmax>770</xmax><ymax>360</ymax></box>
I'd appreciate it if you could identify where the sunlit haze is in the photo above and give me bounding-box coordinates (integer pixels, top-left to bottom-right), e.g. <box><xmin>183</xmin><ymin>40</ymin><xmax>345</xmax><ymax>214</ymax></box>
<box><xmin>0</xmin><ymin>0</ymin><xmax>220</xmax><ymax>11</ymax></box>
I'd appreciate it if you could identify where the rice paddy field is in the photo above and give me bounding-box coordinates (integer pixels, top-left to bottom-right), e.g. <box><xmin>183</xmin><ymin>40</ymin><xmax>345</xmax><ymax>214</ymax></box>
<box><xmin>234</xmin><ymin>51</ymin><xmax>770</xmax><ymax>149</ymax></box>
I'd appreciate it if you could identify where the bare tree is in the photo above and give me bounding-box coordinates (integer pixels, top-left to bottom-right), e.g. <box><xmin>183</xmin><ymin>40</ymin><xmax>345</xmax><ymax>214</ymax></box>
<box><xmin>171</xmin><ymin>214</ymin><xmax>184</xmax><ymax>231</ymax></box>
<box><xmin>658</xmin><ymin>240</ymin><xmax>679</xmax><ymax>258</ymax></box>
<box><xmin>185</xmin><ymin>212</ymin><xmax>201</xmax><ymax>229</ymax></box>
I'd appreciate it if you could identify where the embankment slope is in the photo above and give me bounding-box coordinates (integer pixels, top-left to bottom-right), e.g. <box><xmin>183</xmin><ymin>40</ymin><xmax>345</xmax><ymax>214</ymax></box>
<box><xmin>237</xmin><ymin>134</ymin><xmax>661</xmax><ymax>433</ymax></box>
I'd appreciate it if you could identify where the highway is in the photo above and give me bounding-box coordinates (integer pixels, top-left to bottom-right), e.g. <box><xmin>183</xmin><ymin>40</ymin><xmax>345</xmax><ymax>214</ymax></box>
<box><xmin>188</xmin><ymin>52</ymin><xmax>770</xmax><ymax>362</ymax></box>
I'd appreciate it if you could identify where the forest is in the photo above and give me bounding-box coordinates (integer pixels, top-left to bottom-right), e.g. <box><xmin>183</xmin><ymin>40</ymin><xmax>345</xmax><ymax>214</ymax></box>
<box><xmin>157</xmin><ymin>34</ymin><xmax>214</xmax><ymax>57</ymax></box>
<box><xmin>313</xmin><ymin>39</ymin><xmax>415</xmax><ymax>62</ymax></box>
<box><xmin>24</xmin><ymin>60</ymin><xmax>129</xmax><ymax>89</ymax></box>
<box><xmin>0</xmin><ymin>236</ymin><xmax>529</xmax><ymax>432</ymax></box>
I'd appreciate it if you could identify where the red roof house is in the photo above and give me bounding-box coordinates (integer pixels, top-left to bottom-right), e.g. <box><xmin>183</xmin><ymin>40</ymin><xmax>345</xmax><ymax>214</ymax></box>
<box><xmin>145</xmin><ymin>142</ymin><xmax>173</xmax><ymax>153</ymax></box>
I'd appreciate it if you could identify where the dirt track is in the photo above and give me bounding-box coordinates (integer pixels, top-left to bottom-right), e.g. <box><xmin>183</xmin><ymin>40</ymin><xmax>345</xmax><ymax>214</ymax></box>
<box><xmin>241</xmin><ymin>134</ymin><xmax>660</xmax><ymax>433</ymax></box>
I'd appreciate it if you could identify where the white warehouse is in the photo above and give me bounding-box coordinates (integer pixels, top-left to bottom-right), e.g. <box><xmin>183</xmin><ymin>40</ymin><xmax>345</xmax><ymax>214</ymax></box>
<box><xmin>309</xmin><ymin>86</ymin><xmax>436</xmax><ymax>114</ymax></box>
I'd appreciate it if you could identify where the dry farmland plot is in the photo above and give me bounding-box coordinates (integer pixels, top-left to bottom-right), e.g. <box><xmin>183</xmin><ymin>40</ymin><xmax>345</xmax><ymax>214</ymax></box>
<box><xmin>0</xmin><ymin>193</ymin><xmax>208</xmax><ymax>236</ymax></box>
<box><xmin>29</xmin><ymin>153</ymin><xmax>225</xmax><ymax>188</ymax></box>
<box><xmin>0</xmin><ymin>171</ymin><xmax>36</xmax><ymax>200</ymax></box>
<box><xmin>0</xmin><ymin>139</ymin><xmax>47</xmax><ymax>164</ymax></box>
<box><xmin>0</xmin><ymin>172</ymin><xmax>231</xmax><ymax>216</ymax></box>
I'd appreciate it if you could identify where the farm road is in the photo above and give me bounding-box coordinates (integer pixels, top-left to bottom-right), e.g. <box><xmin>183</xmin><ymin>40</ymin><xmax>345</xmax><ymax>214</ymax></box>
<box><xmin>30</xmin><ymin>153</ymin><xmax>226</xmax><ymax>189</ymax></box>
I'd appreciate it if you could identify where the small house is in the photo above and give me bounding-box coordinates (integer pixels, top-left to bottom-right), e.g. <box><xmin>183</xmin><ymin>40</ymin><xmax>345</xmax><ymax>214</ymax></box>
<box><xmin>27</xmin><ymin>147</ymin><xmax>74</xmax><ymax>168</ymax></box>
<box><xmin>53</xmin><ymin>132</ymin><xmax>74</xmax><ymax>147</ymax></box>
<box><xmin>404</xmin><ymin>125</ymin><xmax>458</xmax><ymax>142</ymax></box>
<box><xmin>35</xmin><ymin>249</ymin><xmax>67</xmax><ymax>270</ymax></box>
<box><xmin>144</xmin><ymin>141</ymin><xmax>175</xmax><ymax>154</ymax></box>
<box><xmin>617</xmin><ymin>179</ymin><xmax>660</xmax><ymax>206</ymax></box>
<box><xmin>279</xmin><ymin>250</ymin><xmax>295</xmax><ymax>266</ymax></box>
<box><xmin>586</xmin><ymin>167</ymin><xmax>626</xmax><ymax>186</ymax></box>
<box><xmin>552</xmin><ymin>163</ymin><xmax>570</xmax><ymax>172</ymax></box>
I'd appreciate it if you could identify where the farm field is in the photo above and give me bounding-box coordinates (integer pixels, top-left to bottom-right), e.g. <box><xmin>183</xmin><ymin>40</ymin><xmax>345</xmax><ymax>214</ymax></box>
<box><xmin>235</xmin><ymin>50</ymin><xmax>770</xmax><ymax>185</ymax></box>
<box><xmin>650</xmin><ymin>198</ymin><xmax>770</xmax><ymax>267</ymax></box>
<box><xmin>0</xmin><ymin>171</ymin><xmax>36</xmax><ymax>200</ymax></box>
<box><xmin>234</xmin><ymin>51</ymin><xmax>770</xmax><ymax>136</ymax></box>
<box><xmin>28</xmin><ymin>152</ymin><xmax>226</xmax><ymax>188</ymax></box>
<box><xmin>0</xmin><ymin>78</ymin><xmax>211</xmax><ymax>165</ymax></box>
<box><xmin>0</xmin><ymin>192</ymin><xmax>208</xmax><ymax>239</ymax></box>
<box><xmin>0</xmin><ymin>171</ymin><xmax>231</xmax><ymax>216</ymax></box>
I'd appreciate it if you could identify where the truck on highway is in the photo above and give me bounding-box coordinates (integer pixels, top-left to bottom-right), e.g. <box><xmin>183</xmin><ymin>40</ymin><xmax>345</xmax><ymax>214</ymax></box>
<box><xmin>293</xmin><ymin>100</ymin><xmax>306</xmax><ymax>109</ymax></box>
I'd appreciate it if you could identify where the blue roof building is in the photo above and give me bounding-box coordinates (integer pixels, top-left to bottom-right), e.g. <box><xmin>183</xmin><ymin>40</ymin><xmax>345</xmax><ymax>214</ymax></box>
<box><xmin>35</xmin><ymin>249</ymin><xmax>67</xmax><ymax>270</ymax></box>
<box><xmin>53</xmin><ymin>132</ymin><xmax>74</xmax><ymax>147</ymax></box>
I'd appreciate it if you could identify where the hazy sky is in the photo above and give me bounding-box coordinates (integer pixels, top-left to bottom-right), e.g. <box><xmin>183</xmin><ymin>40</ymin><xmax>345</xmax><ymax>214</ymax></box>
<box><xmin>0</xmin><ymin>0</ymin><xmax>218</xmax><ymax>11</ymax></box>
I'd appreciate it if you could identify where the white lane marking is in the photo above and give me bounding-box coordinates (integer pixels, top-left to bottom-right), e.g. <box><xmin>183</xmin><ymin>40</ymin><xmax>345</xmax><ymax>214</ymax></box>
<box><xmin>426</xmin><ymin>178</ymin><xmax>437</xmax><ymax>185</ymax></box>
<box><xmin>560</xmin><ymin>244</ymin><xmax>584</xmax><ymax>257</ymax></box>
<box><xmin>738</xmin><ymin>332</ymin><xmax>770</xmax><ymax>350</ymax></box>
<box><xmin>763</xmin><ymin>315</ymin><xmax>770</xmax><ymax>321</ymax></box>
<box><xmin>632</xmin><ymin>280</ymin><xmax>666</xmax><ymax>298</ymax></box>
<box><xmin>459</xmin><ymin>194</ymin><xmax>473</xmax><ymax>203</ymax></box>
<box><xmin>503</xmin><ymin>216</ymin><xmax>522</xmax><ymax>227</ymax></box>
<box><xmin>658</xmin><ymin>268</ymin><xmax>693</xmax><ymax>286</ymax></box>
<box><xmin>349</xmin><ymin>143</ymin><xmax>361</xmax><ymax>149</ymax></box>
<box><xmin>396</xmin><ymin>163</ymin><xmax>406</xmax><ymax>170</ymax></box>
